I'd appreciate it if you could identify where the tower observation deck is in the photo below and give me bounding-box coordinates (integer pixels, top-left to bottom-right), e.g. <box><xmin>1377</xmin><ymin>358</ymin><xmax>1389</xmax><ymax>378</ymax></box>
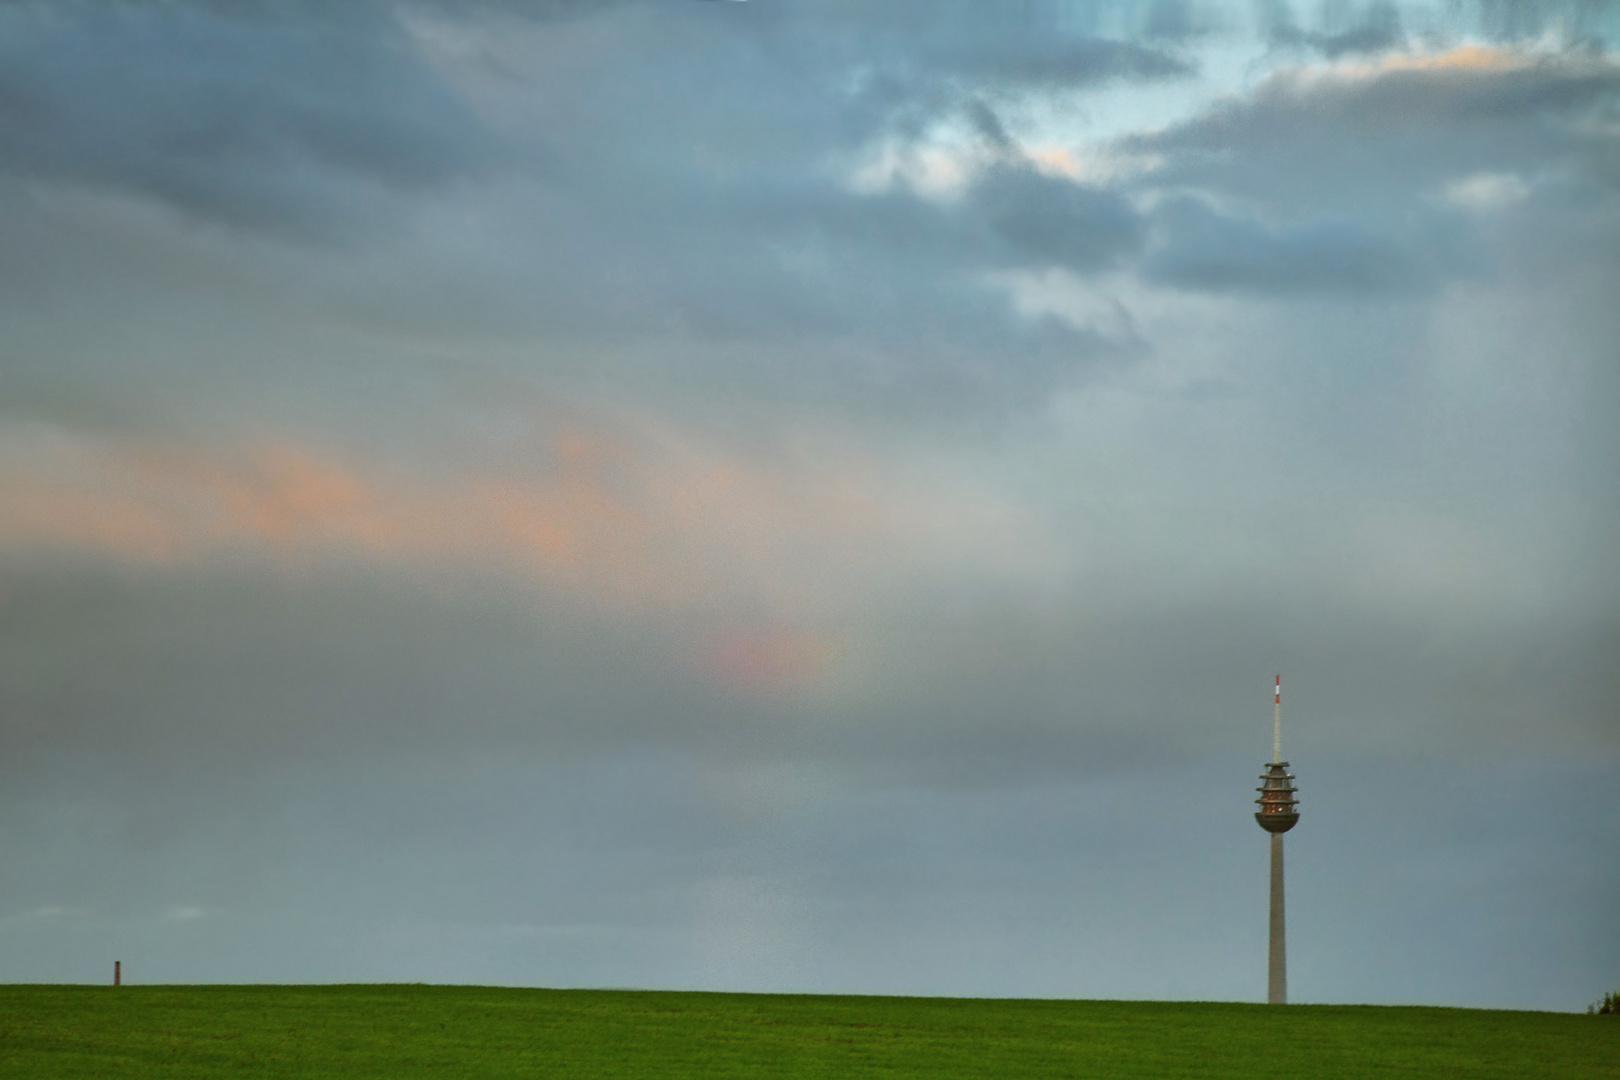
<box><xmin>1255</xmin><ymin>762</ymin><xmax>1299</xmax><ymax>833</ymax></box>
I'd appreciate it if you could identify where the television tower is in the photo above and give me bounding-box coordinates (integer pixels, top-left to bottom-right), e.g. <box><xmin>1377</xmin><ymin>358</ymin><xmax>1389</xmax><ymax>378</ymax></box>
<box><xmin>1254</xmin><ymin>674</ymin><xmax>1299</xmax><ymax>1005</ymax></box>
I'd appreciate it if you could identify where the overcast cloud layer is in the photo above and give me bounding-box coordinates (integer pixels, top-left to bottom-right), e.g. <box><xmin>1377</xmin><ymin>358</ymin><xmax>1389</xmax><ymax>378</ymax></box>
<box><xmin>0</xmin><ymin>0</ymin><xmax>1616</xmax><ymax>1010</ymax></box>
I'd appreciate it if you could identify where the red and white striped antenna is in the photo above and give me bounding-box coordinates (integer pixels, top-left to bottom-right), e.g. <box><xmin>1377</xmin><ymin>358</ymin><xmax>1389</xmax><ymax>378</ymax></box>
<box><xmin>1272</xmin><ymin>675</ymin><xmax>1282</xmax><ymax>762</ymax></box>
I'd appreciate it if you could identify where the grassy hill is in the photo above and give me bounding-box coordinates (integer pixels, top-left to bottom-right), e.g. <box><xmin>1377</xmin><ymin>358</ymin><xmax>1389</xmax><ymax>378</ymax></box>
<box><xmin>1</xmin><ymin>984</ymin><xmax>1615</xmax><ymax>1079</ymax></box>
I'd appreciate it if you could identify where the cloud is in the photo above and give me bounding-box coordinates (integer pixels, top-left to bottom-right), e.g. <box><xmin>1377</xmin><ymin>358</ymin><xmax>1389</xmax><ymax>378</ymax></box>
<box><xmin>972</xmin><ymin>162</ymin><xmax>1147</xmax><ymax>273</ymax></box>
<box><xmin>0</xmin><ymin>0</ymin><xmax>1613</xmax><ymax>1008</ymax></box>
<box><xmin>1287</xmin><ymin>43</ymin><xmax>1615</xmax><ymax>126</ymax></box>
<box><xmin>741</xmin><ymin>1</ymin><xmax>1194</xmax><ymax>93</ymax></box>
<box><xmin>0</xmin><ymin>422</ymin><xmax>1062</xmax><ymax>627</ymax></box>
<box><xmin>1441</xmin><ymin>170</ymin><xmax>1533</xmax><ymax>211</ymax></box>
<box><xmin>0</xmin><ymin>2</ymin><xmax>503</xmax><ymax>236</ymax></box>
<box><xmin>926</xmin><ymin>35</ymin><xmax>1193</xmax><ymax>88</ymax></box>
<box><xmin>1111</xmin><ymin>42</ymin><xmax>1620</xmax><ymax>298</ymax></box>
<box><xmin>0</xmin><ymin>1</ymin><xmax>1164</xmax><ymax>419</ymax></box>
<box><xmin>1130</xmin><ymin>44</ymin><xmax>1620</xmax><ymax>206</ymax></box>
<box><xmin>1142</xmin><ymin>195</ymin><xmax>1474</xmax><ymax>294</ymax></box>
<box><xmin>1259</xmin><ymin>0</ymin><xmax>1405</xmax><ymax>58</ymax></box>
<box><xmin>707</xmin><ymin>628</ymin><xmax>842</xmax><ymax>692</ymax></box>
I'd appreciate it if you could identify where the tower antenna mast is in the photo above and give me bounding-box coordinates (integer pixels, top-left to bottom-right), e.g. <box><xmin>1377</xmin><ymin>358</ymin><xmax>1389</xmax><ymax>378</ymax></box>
<box><xmin>1273</xmin><ymin>675</ymin><xmax>1282</xmax><ymax>763</ymax></box>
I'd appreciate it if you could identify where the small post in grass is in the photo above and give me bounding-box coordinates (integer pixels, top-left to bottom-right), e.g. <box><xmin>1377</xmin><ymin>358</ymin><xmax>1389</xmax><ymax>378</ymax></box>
<box><xmin>114</xmin><ymin>961</ymin><xmax>121</xmax><ymax>987</ymax></box>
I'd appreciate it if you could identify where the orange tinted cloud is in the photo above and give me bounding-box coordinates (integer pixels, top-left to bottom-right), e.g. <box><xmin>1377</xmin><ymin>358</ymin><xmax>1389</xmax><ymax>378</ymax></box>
<box><xmin>0</xmin><ymin>480</ymin><xmax>183</xmax><ymax>562</ymax></box>
<box><xmin>1365</xmin><ymin>44</ymin><xmax>1523</xmax><ymax>73</ymax></box>
<box><xmin>708</xmin><ymin>628</ymin><xmax>841</xmax><ymax>691</ymax></box>
<box><xmin>1</xmin><ymin>434</ymin><xmax>649</xmax><ymax>586</ymax></box>
<box><xmin>0</xmin><ymin>421</ymin><xmax>1058</xmax><ymax>627</ymax></box>
<box><xmin>203</xmin><ymin>444</ymin><xmax>386</xmax><ymax>549</ymax></box>
<box><xmin>1322</xmin><ymin>43</ymin><xmax>1614</xmax><ymax>83</ymax></box>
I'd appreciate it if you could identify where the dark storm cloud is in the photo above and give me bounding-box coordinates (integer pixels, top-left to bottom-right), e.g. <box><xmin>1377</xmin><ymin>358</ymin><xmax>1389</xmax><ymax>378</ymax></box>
<box><xmin>0</xmin><ymin>2</ymin><xmax>503</xmax><ymax>236</ymax></box>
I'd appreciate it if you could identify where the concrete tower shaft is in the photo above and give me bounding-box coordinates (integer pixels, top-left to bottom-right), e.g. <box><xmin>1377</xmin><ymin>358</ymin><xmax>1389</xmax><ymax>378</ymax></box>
<box><xmin>1268</xmin><ymin>833</ymin><xmax>1286</xmax><ymax>1005</ymax></box>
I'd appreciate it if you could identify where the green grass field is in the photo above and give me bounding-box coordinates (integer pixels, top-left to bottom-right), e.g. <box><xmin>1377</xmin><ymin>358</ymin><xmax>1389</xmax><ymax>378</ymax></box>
<box><xmin>1</xmin><ymin>985</ymin><xmax>1615</xmax><ymax>1078</ymax></box>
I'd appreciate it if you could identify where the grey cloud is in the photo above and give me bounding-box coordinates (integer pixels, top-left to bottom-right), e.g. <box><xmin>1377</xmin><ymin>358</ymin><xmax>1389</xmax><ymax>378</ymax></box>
<box><xmin>746</xmin><ymin>0</ymin><xmax>1194</xmax><ymax>88</ymax></box>
<box><xmin>438</xmin><ymin>0</ymin><xmax>640</xmax><ymax>21</ymax></box>
<box><xmin>1249</xmin><ymin>0</ymin><xmax>1615</xmax><ymax>50</ymax></box>
<box><xmin>1142</xmin><ymin>0</ymin><xmax>1209</xmax><ymax>42</ymax></box>
<box><xmin>1141</xmin><ymin>196</ymin><xmax>1476</xmax><ymax>295</ymax></box>
<box><xmin>0</xmin><ymin>0</ymin><xmax>638</xmax><ymax>24</ymax></box>
<box><xmin>2</xmin><ymin>553</ymin><xmax>1612</xmax><ymax>1004</ymax></box>
<box><xmin>1122</xmin><ymin>44</ymin><xmax>1620</xmax><ymax>250</ymax></box>
<box><xmin>926</xmin><ymin>35</ymin><xmax>1194</xmax><ymax>87</ymax></box>
<box><xmin>1258</xmin><ymin>0</ymin><xmax>1405</xmax><ymax>58</ymax></box>
<box><xmin>484</xmin><ymin>178</ymin><xmax>1126</xmax><ymax>415</ymax></box>
<box><xmin>0</xmin><ymin>0</ymin><xmax>1615</xmax><ymax>1010</ymax></box>
<box><xmin>0</xmin><ymin>560</ymin><xmax>709</xmax><ymax>775</ymax></box>
<box><xmin>1471</xmin><ymin>0</ymin><xmax>1620</xmax><ymax>42</ymax></box>
<box><xmin>0</xmin><ymin>3</ymin><xmax>503</xmax><ymax>236</ymax></box>
<box><xmin>4</xmin><ymin>552</ymin><xmax>1611</xmax><ymax>786</ymax></box>
<box><xmin>964</xmin><ymin>99</ymin><xmax>1015</xmax><ymax>149</ymax></box>
<box><xmin>1137</xmin><ymin>48</ymin><xmax>1620</xmax><ymax>156</ymax></box>
<box><xmin>972</xmin><ymin>162</ymin><xmax>1147</xmax><ymax>274</ymax></box>
<box><xmin>0</xmin><ymin>0</ymin><xmax>1161</xmax><ymax>412</ymax></box>
<box><xmin>5</xmin><ymin>743</ymin><xmax>1613</xmax><ymax>1004</ymax></box>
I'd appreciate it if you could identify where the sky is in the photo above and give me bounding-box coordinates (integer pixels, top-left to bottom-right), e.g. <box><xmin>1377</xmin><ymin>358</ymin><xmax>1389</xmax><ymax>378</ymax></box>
<box><xmin>0</xmin><ymin>0</ymin><xmax>1616</xmax><ymax>1011</ymax></box>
